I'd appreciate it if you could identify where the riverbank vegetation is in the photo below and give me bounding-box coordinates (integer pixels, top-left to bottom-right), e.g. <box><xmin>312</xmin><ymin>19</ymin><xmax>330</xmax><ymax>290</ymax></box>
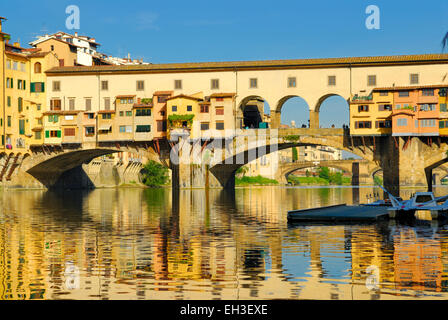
<box><xmin>288</xmin><ymin>167</ymin><xmax>351</xmax><ymax>186</ymax></box>
<box><xmin>141</xmin><ymin>160</ymin><xmax>170</xmax><ymax>187</ymax></box>
<box><xmin>235</xmin><ymin>175</ymin><xmax>279</xmax><ymax>186</ymax></box>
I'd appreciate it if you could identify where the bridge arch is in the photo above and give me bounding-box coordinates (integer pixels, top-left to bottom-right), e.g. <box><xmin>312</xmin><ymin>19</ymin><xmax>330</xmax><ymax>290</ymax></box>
<box><xmin>274</xmin><ymin>95</ymin><xmax>310</xmax><ymax>129</ymax></box>
<box><xmin>314</xmin><ymin>93</ymin><xmax>350</xmax><ymax>129</ymax></box>
<box><xmin>238</xmin><ymin>95</ymin><xmax>272</xmax><ymax>129</ymax></box>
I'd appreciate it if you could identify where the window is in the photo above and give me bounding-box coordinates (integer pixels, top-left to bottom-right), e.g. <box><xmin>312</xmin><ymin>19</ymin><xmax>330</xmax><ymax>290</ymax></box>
<box><xmin>35</xmin><ymin>131</ymin><xmax>42</xmax><ymax>140</ymax></box>
<box><xmin>354</xmin><ymin>121</ymin><xmax>372</xmax><ymax>128</ymax></box>
<box><xmin>249</xmin><ymin>78</ymin><xmax>258</xmax><ymax>88</ymax></box>
<box><xmin>397</xmin><ymin>118</ymin><xmax>408</xmax><ymax>127</ymax></box>
<box><xmin>34</xmin><ymin>62</ymin><xmax>42</xmax><ymax>74</ymax></box>
<box><xmin>85</xmin><ymin>127</ymin><xmax>95</xmax><ymax>136</ymax></box>
<box><xmin>18</xmin><ymin>98</ymin><xmax>23</xmax><ymax>112</ymax></box>
<box><xmin>136</xmin><ymin>108</ymin><xmax>151</xmax><ymax>116</ymax></box>
<box><xmin>18</xmin><ymin>80</ymin><xmax>23</xmax><ymax>90</ymax></box>
<box><xmin>440</xmin><ymin>88</ymin><xmax>448</xmax><ymax>97</ymax></box>
<box><xmin>86</xmin><ymin>113</ymin><xmax>95</xmax><ymax>119</ymax></box>
<box><xmin>367</xmin><ymin>75</ymin><xmax>377</xmax><ymax>86</ymax></box>
<box><xmin>119</xmin><ymin>111</ymin><xmax>124</xmax><ymax>117</ymax></box>
<box><xmin>53</xmin><ymin>81</ymin><xmax>61</xmax><ymax>92</ymax></box>
<box><xmin>7</xmin><ymin>116</ymin><xmax>11</xmax><ymax>127</ymax></box>
<box><xmin>119</xmin><ymin>125</ymin><xmax>132</xmax><ymax>133</ymax></box>
<box><xmin>201</xmin><ymin>122</ymin><xmax>210</xmax><ymax>130</ymax></box>
<box><xmin>128</xmin><ymin>98</ymin><xmax>134</xmax><ymax>104</ymax></box>
<box><xmin>358</xmin><ymin>105</ymin><xmax>369</xmax><ymax>112</ymax></box>
<box><xmin>6</xmin><ymin>78</ymin><xmax>13</xmax><ymax>88</ymax></box>
<box><xmin>12</xmin><ymin>61</ymin><xmax>18</xmax><ymax>70</ymax></box>
<box><xmin>37</xmin><ymin>104</ymin><xmax>41</xmax><ymax>111</ymax></box>
<box><xmin>287</xmin><ymin>77</ymin><xmax>296</xmax><ymax>88</ymax></box>
<box><xmin>7</xmin><ymin>96</ymin><xmax>11</xmax><ymax>107</ymax></box>
<box><xmin>59</xmin><ymin>59</ymin><xmax>65</xmax><ymax>67</ymax></box>
<box><xmin>216</xmin><ymin>107</ymin><xmax>224</xmax><ymax>115</ymax></box>
<box><xmin>85</xmin><ymin>98</ymin><xmax>92</xmax><ymax>111</ymax></box>
<box><xmin>65</xmin><ymin>115</ymin><xmax>74</xmax><ymax>121</ymax></box>
<box><xmin>186</xmin><ymin>105</ymin><xmax>193</xmax><ymax>112</ymax></box>
<box><xmin>136</xmin><ymin>80</ymin><xmax>145</xmax><ymax>91</ymax></box>
<box><xmin>379</xmin><ymin>91</ymin><xmax>388</xmax><ymax>96</ymax></box>
<box><xmin>48</xmin><ymin>115</ymin><xmax>59</xmax><ymax>123</ymax></box>
<box><xmin>398</xmin><ymin>91</ymin><xmax>409</xmax><ymax>97</ymax></box>
<box><xmin>420</xmin><ymin>104</ymin><xmax>436</xmax><ymax>111</ymax></box>
<box><xmin>375</xmin><ymin>120</ymin><xmax>392</xmax><ymax>128</ymax></box>
<box><xmin>410</xmin><ymin>73</ymin><xmax>419</xmax><ymax>85</ymax></box>
<box><xmin>422</xmin><ymin>89</ymin><xmax>434</xmax><ymax>96</ymax></box>
<box><xmin>19</xmin><ymin>119</ymin><xmax>25</xmax><ymax>135</ymax></box>
<box><xmin>157</xmin><ymin>121</ymin><xmax>167</xmax><ymax>132</ymax></box>
<box><xmin>6</xmin><ymin>59</ymin><xmax>11</xmax><ymax>69</ymax></box>
<box><xmin>101</xmin><ymin>113</ymin><xmax>112</xmax><ymax>119</ymax></box>
<box><xmin>172</xmin><ymin>105</ymin><xmax>177</xmax><ymax>112</ymax></box>
<box><xmin>51</xmin><ymin>45</ymin><xmax>54</xmax><ymax>51</ymax></box>
<box><xmin>69</xmin><ymin>98</ymin><xmax>75</xmax><ymax>110</ymax></box>
<box><xmin>420</xmin><ymin>119</ymin><xmax>436</xmax><ymax>127</ymax></box>
<box><xmin>158</xmin><ymin>96</ymin><xmax>167</xmax><ymax>103</ymax></box>
<box><xmin>216</xmin><ymin>122</ymin><xmax>225</xmax><ymax>130</ymax></box>
<box><xmin>328</xmin><ymin>76</ymin><xmax>336</xmax><ymax>86</ymax></box>
<box><xmin>440</xmin><ymin>120</ymin><xmax>448</xmax><ymax>128</ymax></box>
<box><xmin>136</xmin><ymin>125</ymin><xmax>151</xmax><ymax>133</ymax></box>
<box><xmin>64</xmin><ymin>128</ymin><xmax>76</xmax><ymax>136</ymax></box>
<box><xmin>101</xmin><ymin>81</ymin><xmax>109</xmax><ymax>91</ymax></box>
<box><xmin>126</xmin><ymin>111</ymin><xmax>132</xmax><ymax>117</ymax></box>
<box><xmin>47</xmin><ymin>130</ymin><xmax>61</xmax><ymax>138</ymax></box>
<box><xmin>174</xmin><ymin>80</ymin><xmax>182</xmax><ymax>90</ymax></box>
<box><xmin>441</xmin><ymin>103</ymin><xmax>447</xmax><ymax>112</ymax></box>
<box><xmin>211</xmin><ymin>79</ymin><xmax>219</xmax><ymax>90</ymax></box>
<box><xmin>104</xmin><ymin>98</ymin><xmax>110</xmax><ymax>110</ymax></box>
<box><xmin>31</xmin><ymin>82</ymin><xmax>45</xmax><ymax>93</ymax></box>
<box><xmin>20</xmin><ymin>63</ymin><xmax>26</xmax><ymax>72</ymax></box>
<box><xmin>200</xmin><ymin>105</ymin><xmax>209</xmax><ymax>113</ymax></box>
<box><xmin>378</xmin><ymin>104</ymin><xmax>392</xmax><ymax>111</ymax></box>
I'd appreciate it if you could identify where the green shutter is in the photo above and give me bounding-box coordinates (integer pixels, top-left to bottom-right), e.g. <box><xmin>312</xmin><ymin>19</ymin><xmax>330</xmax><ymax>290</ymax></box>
<box><xmin>41</xmin><ymin>82</ymin><xmax>45</xmax><ymax>93</ymax></box>
<box><xmin>441</xmin><ymin>104</ymin><xmax>447</xmax><ymax>112</ymax></box>
<box><xmin>23</xmin><ymin>81</ymin><xmax>26</xmax><ymax>90</ymax></box>
<box><xmin>30</xmin><ymin>82</ymin><xmax>35</xmax><ymax>93</ymax></box>
<box><xmin>45</xmin><ymin>131</ymin><xmax>50</xmax><ymax>138</ymax></box>
<box><xmin>57</xmin><ymin>130</ymin><xmax>61</xmax><ymax>138</ymax></box>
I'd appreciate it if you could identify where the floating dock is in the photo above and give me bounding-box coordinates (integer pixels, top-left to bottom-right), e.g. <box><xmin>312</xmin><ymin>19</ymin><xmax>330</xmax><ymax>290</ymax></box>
<box><xmin>287</xmin><ymin>204</ymin><xmax>390</xmax><ymax>223</ymax></box>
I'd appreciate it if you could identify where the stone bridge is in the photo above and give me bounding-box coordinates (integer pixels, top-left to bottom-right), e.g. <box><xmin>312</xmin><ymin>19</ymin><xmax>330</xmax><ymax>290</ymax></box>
<box><xmin>3</xmin><ymin>128</ymin><xmax>448</xmax><ymax>194</ymax></box>
<box><xmin>274</xmin><ymin>160</ymin><xmax>379</xmax><ymax>185</ymax></box>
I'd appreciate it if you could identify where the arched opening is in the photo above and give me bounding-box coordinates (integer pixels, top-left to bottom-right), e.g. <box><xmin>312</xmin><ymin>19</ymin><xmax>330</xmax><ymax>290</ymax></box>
<box><xmin>316</xmin><ymin>94</ymin><xmax>350</xmax><ymax>129</ymax></box>
<box><xmin>371</xmin><ymin>168</ymin><xmax>383</xmax><ymax>186</ymax></box>
<box><xmin>238</xmin><ymin>96</ymin><xmax>271</xmax><ymax>129</ymax></box>
<box><xmin>286</xmin><ymin>165</ymin><xmax>349</xmax><ymax>186</ymax></box>
<box><xmin>277</xmin><ymin>95</ymin><xmax>310</xmax><ymax>129</ymax></box>
<box><xmin>34</xmin><ymin>62</ymin><xmax>42</xmax><ymax>74</ymax></box>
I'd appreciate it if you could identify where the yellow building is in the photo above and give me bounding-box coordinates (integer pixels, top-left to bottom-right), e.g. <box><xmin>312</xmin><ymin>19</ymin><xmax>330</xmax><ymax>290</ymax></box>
<box><xmin>438</xmin><ymin>88</ymin><xmax>448</xmax><ymax>136</ymax></box>
<box><xmin>349</xmin><ymin>89</ymin><xmax>393</xmax><ymax>136</ymax></box>
<box><xmin>166</xmin><ymin>94</ymin><xmax>202</xmax><ymax>140</ymax></box>
<box><xmin>1</xmin><ymin>18</ymin><xmax>59</xmax><ymax>152</ymax></box>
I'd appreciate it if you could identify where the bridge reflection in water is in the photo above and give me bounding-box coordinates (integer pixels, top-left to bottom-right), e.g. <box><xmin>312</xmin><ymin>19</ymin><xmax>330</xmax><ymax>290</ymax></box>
<box><xmin>1</xmin><ymin>186</ymin><xmax>448</xmax><ymax>300</ymax></box>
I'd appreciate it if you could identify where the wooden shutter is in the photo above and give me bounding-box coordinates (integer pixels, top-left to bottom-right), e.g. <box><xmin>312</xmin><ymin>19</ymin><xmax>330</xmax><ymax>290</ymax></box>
<box><xmin>45</xmin><ymin>131</ymin><xmax>50</xmax><ymax>138</ymax></box>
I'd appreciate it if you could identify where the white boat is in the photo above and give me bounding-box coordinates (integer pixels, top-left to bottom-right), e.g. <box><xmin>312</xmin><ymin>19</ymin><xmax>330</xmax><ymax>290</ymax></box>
<box><xmin>376</xmin><ymin>185</ymin><xmax>448</xmax><ymax>219</ymax></box>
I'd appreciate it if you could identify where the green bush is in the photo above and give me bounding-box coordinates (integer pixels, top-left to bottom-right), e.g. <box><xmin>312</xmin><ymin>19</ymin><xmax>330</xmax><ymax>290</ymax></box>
<box><xmin>141</xmin><ymin>160</ymin><xmax>169</xmax><ymax>187</ymax></box>
<box><xmin>235</xmin><ymin>175</ymin><xmax>278</xmax><ymax>186</ymax></box>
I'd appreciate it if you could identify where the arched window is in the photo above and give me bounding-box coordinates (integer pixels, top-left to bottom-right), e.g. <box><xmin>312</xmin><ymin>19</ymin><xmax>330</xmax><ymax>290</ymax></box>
<box><xmin>34</xmin><ymin>62</ymin><xmax>42</xmax><ymax>74</ymax></box>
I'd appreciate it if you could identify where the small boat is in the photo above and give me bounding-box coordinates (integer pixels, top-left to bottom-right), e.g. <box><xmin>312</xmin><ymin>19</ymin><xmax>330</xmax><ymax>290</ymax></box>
<box><xmin>376</xmin><ymin>185</ymin><xmax>448</xmax><ymax>219</ymax></box>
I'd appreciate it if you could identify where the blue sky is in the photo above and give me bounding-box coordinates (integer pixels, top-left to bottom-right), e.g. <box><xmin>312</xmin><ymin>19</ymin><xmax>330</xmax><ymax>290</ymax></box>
<box><xmin>1</xmin><ymin>0</ymin><xmax>448</xmax><ymax>128</ymax></box>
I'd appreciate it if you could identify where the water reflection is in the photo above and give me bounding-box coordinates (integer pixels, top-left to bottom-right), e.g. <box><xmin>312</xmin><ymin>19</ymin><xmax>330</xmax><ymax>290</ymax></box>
<box><xmin>1</xmin><ymin>186</ymin><xmax>448</xmax><ymax>299</ymax></box>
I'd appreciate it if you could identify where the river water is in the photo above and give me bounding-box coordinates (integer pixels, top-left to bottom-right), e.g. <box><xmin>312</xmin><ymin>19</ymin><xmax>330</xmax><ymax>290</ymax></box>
<box><xmin>1</xmin><ymin>185</ymin><xmax>448</xmax><ymax>300</ymax></box>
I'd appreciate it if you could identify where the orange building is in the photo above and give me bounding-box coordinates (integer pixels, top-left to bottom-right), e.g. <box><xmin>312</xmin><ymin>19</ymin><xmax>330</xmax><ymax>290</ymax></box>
<box><xmin>382</xmin><ymin>85</ymin><xmax>448</xmax><ymax>136</ymax></box>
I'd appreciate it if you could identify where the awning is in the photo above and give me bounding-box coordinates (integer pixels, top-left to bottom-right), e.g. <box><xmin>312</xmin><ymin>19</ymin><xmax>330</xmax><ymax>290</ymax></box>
<box><xmin>98</xmin><ymin>125</ymin><xmax>111</xmax><ymax>131</ymax></box>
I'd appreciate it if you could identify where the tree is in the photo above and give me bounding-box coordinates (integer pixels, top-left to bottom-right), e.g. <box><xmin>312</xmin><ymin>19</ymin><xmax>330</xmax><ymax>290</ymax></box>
<box><xmin>318</xmin><ymin>167</ymin><xmax>330</xmax><ymax>180</ymax></box>
<box><xmin>292</xmin><ymin>147</ymin><xmax>298</xmax><ymax>162</ymax></box>
<box><xmin>443</xmin><ymin>32</ymin><xmax>448</xmax><ymax>52</ymax></box>
<box><xmin>141</xmin><ymin>160</ymin><xmax>169</xmax><ymax>187</ymax></box>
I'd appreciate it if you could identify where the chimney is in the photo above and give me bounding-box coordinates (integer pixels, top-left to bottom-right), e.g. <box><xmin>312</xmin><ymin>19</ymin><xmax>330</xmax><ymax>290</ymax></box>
<box><xmin>74</xmin><ymin>32</ymin><xmax>78</xmax><ymax>37</ymax></box>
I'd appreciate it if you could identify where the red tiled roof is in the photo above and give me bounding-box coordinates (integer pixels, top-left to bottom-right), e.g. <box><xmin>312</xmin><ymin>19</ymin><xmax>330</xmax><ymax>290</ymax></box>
<box><xmin>166</xmin><ymin>94</ymin><xmax>203</xmax><ymax>101</ymax></box>
<box><xmin>46</xmin><ymin>53</ymin><xmax>448</xmax><ymax>75</ymax></box>
<box><xmin>153</xmin><ymin>91</ymin><xmax>173</xmax><ymax>96</ymax></box>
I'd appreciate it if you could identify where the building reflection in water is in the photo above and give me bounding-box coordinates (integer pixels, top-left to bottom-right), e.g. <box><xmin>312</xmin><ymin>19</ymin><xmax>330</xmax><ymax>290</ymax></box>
<box><xmin>1</xmin><ymin>186</ymin><xmax>448</xmax><ymax>299</ymax></box>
